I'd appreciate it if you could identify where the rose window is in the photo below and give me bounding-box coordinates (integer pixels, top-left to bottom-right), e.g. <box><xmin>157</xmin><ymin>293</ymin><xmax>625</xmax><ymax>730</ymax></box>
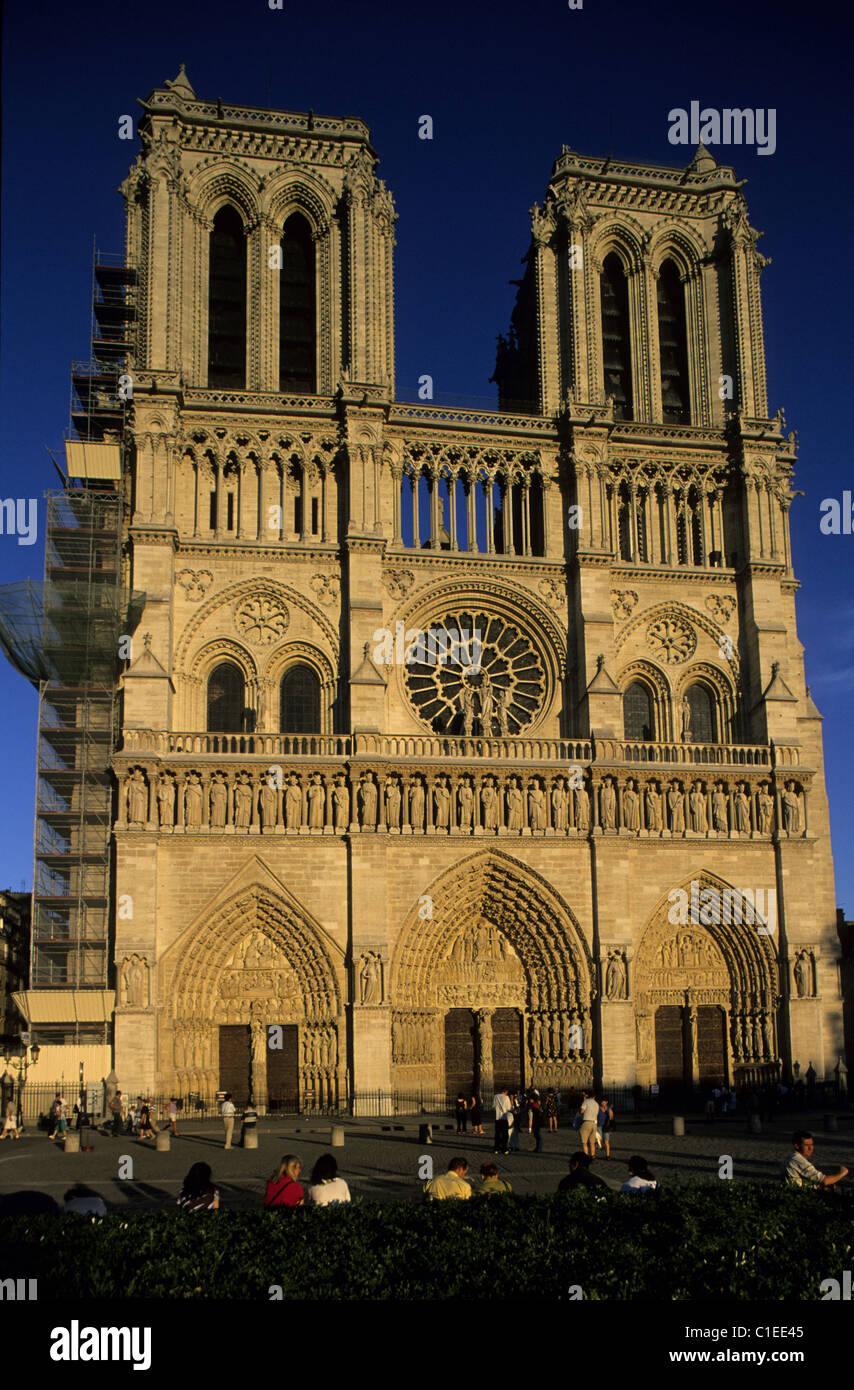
<box><xmin>403</xmin><ymin>608</ymin><xmax>546</xmax><ymax>735</ymax></box>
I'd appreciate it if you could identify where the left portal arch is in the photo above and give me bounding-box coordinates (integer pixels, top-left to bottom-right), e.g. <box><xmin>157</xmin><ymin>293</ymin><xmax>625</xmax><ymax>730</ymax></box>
<box><xmin>159</xmin><ymin>883</ymin><xmax>343</xmax><ymax>1108</ymax></box>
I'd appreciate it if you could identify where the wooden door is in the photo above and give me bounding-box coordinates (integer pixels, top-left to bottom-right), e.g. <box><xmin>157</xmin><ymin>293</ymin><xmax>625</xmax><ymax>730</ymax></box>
<box><xmin>697</xmin><ymin>1005</ymin><xmax>727</xmax><ymax>1086</ymax></box>
<box><xmin>654</xmin><ymin>1005</ymin><xmax>685</xmax><ymax>1086</ymax></box>
<box><xmin>218</xmin><ymin>1024</ymin><xmax>250</xmax><ymax>1103</ymax></box>
<box><xmin>492</xmin><ymin>1008</ymin><xmax>523</xmax><ymax>1091</ymax></box>
<box><xmin>444</xmin><ymin>1008</ymin><xmax>476</xmax><ymax>1101</ymax></box>
<box><xmin>266</xmin><ymin>1025</ymin><xmax>300</xmax><ymax>1110</ymax></box>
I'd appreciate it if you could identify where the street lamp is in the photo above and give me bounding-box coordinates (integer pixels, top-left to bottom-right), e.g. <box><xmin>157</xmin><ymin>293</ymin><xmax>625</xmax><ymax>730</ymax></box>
<box><xmin>3</xmin><ymin>1035</ymin><xmax>40</xmax><ymax>1127</ymax></box>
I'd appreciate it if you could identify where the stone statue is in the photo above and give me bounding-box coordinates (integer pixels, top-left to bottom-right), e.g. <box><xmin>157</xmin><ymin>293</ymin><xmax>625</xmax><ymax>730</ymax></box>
<box><xmin>645</xmin><ymin>783</ymin><xmax>661</xmax><ymax>831</ymax></box>
<box><xmin>283</xmin><ymin>774</ymin><xmax>301</xmax><ymax>829</ymax></box>
<box><xmin>360</xmin><ymin>774</ymin><xmax>377</xmax><ymax>827</ymax></box>
<box><xmin>794</xmin><ymin>950</ymin><xmax>811</xmax><ymax>998</ymax></box>
<box><xmin>600</xmin><ymin>777</ymin><xmax>617</xmax><ymax>830</ymax></box>
<box><xmin>552</xmin><ymin>778</ymin><xmax>568</xmax><ymax>831</ymax></box>
<box><xmin>782</xmin><ymin>781</ymin><xmax>800</xmax><ymax>834</ymax></box>
<box><xmin>762</xmin><ymin>1011</ymin><xmax>774</xmax><ymax>1058</ymax></box>
<box><xmin>481</xmin><ymin>778</ymin><xmax>497</xmax><ymax>830</ymax></box>
<box><xmin>458</xmin><ymin>779</ymin><xmax>473</xmax><ymax>829</ymax></box>
<box><xmin>680</xmin><ymin>694</ymin><xmax>691</xmax><ymax>742</ymax></box>
<box><xmin>668</xmin><ymin>782</ymin><xmax>685</xmax><ymax>832</ymax></box>
<box><xmin>333</xmin><ymin>777</ymin><xmax>349</xmax><ymax>831</ymax></box>
<box><xmin>733</xmin><ymin>783</ymin><xmax>750</xmax><ymax>833</ymax></box>
<box><xmin>157</xmin><ymin>776</ymin><xmax>175</xmax><ymax>828</ymax></box>
<box><xmin>127</xmin><ymin>769</ymin><xmax>148</xmax><ymax>826</ymax></box>
<box><xmin>479</xmin><ymin>675</ymin><xmax>494</xmax><ymax>735</ymax></box>
<box><xmin>623</xmin><ymin>779</ymin><xmax>640</xmax><ymax>832</ymax></box>
<box><xmin>385</xmin><ymin>776</ymin><xmax>401</xmax><ymax>829</ymax></box>
<box><xmin>260</xmin><ymin>780</ymin><xmax>277</xmax><ymax>829</ymax></box>
<box><xmin>605</xmin><ymin>950</ymin><xmax>627</xmax><ymax>1000</ymax></box>
<box><xmin>752</xmin><ymin>1013</ymin><xmax>763</xmax><ymax>1059</ymax></box>
<box><xmin>360</xmin><ymin>953</ymin><xmax>382</xmax><ymax>1005</ymax></box>
<box><xmin>757</xmin><ymin>784</ymin><xmax>774</xmax><ymax>835</ymax></box>
<box><xmin>123</xmin><ymin>956</ymin><xmax>147</xmax><ymax>1007</ymax></box>
<box><xmin>307</xmin><ymin>774</ymin><xmax>324</xmax><ymax>829</ymax></box>
<box><xmin>434</xmin><ymin>777</ymin><xmax>450</xmax><ymax>829</ymax></box>
<box><xmin>506</xmin><ymin>777</ymin><xmax>523</xmax><ymax>831</ymax></box>
<box><xmin>689</xmin><ymin>782</ymin><xmax>707</xmax><ymax>833</ymax></box>
<box><xmin>460</xmin><ymin>684</ymin><xmax>475</xmax><ymax>737</ymax></box>
<box><xmin>712</xmin><ymin>783</ymin><xmax>728</xmax><ymax>832</ymax></box>
<box><xmin>409</xmin><ymin>777</ymin><xmax>425</xmax><ymax>831</ymax></box>
<box><xmin>210</xmin><ymin>775</ymin><xmax>228</xmax><ymax>829</ymax></box>
<box><xmin>495</xmin><ymin>686</ymin><xmax>510</xmax><ymax>736</ymax></box>
<box><xmin>184</xmin><ymin>773</ymin><xmax>203</xmax><ymax>829</ymax></box>
<box><xmin>528</xmin><ymin>780</ymin><xmax>546</xmax><ymax>831</ymax></box>
<box><xmin>234</xmin><ymin>775</ymin><xmax>252</xmax><ymax>829</ymax></box>
<box><xmin>574</xmin><ymin>783</ymin><xmax>589</xmax><ymax>831</ymax></box>
<box><xmin>251</xmin><ymin>1019</ymin><xmax>266</xmax><ymax>1064</ymax></box>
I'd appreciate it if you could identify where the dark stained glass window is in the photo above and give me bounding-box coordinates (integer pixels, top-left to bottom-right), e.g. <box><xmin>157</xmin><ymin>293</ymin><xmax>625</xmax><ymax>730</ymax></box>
<box><xmin>601</xmin><ymin>253</ymin><xmax>633</xmax><ymax>420</ymax></box>
<box><xmin>208</xmin><ymin>206</ymin><xmax>246</xmax><ymax>388</ymax></box>
<box><xmin>280</xmin><ymin>665</ymin><xmax>321</xmax><ymax>733</ymax></box>
<box><xmin>279</xmin><ymin>214</ymin><xmax>316</xmax><ymax>393</ymax></box>
<box><xmin>207</xmin><ymin>661</ymin><xmax>245</xmax><ymax>733</ymax></box>
<box><xmin>657</xmin><ymin>259</ymin><xmax>690</xmax><ymax>424</ymax></box>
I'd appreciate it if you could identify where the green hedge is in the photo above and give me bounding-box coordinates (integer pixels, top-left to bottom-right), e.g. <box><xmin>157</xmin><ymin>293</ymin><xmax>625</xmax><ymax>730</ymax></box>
<box><xmin>2</xmin><ymin>1187</ymin><xmax>851</xmax><ymax>1300</ymax></box>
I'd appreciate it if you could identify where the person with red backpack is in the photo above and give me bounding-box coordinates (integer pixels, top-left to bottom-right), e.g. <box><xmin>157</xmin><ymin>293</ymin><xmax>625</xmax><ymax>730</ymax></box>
<box><xmin>264</xmin><ymin>1154</ymin><xmax>305</xmax><ymax>1209</ymax></box>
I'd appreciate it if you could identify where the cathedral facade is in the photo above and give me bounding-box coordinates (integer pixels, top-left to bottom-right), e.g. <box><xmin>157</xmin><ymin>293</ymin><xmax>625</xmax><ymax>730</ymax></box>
<box><xmin>103</xmin><ymin>67</ymin><xmax>840</xmax><ymax>1108</ymax></box>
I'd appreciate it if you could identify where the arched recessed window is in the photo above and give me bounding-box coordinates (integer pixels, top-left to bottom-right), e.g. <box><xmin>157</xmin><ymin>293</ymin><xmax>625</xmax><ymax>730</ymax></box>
<box><xmin>207</xmin><ymin>661</ymin><xmax>245</xmax><ymax>733</ymax></box>
<box><xmin>279</xmin><ymin>213</ymin><xmax>316</xmax><ymax>394</ymax></box>
<box><xmin>280</xmin><ymin>665</ymin><xmax>321</xmax><ymax>733</ymax></box>
<box><xmin>685</xmin><ymin>683</ymin><xmax>716</xmax><ymax>743</ymax></box>
<box><xmin>617</xmin><ymin>482</ymin><xmax>632</xmax><ymax>560</ymax></box>
<box><xmin>624</xmin><ymin>681</ymin><xmax>654</xmax><ymax>741</ymax></box>
<box><xmin>208</xmin><ymin>206</ymin><xmax>246</xmax><ymax>388</ymax></box>
<box><xmin>657</xmin><ymin>259</ymin><xmax>690</xmax><ymax>424</ymax></box>
<box><xmin>600</xmin><ymin>253</ymin><xmax>633</xmax><ymax>420</ymax></box>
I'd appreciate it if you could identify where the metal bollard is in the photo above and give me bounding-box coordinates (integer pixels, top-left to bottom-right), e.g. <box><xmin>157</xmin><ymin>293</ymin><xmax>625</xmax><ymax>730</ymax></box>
<box><xmin>418</xmin><ymin>1123</ymin><xmax>432</xmax><ymax>1145</ymax></box>
<box><xmin>243</xmin><ymin>1128</ymin><xmax>258</xmax><ymax>1149</ymax></box>
<box><xmin>155</xmin><ymin>1130</ymin><xmax>170</xmax><ymax>1152</ymax></box>
<box><xmin>331</xmin><ymin>1125</ymin><xmax>345</xmax><ymax>1147</ymax></box>
<box><xmin>672</xmin><ymin>1115</ymin><xmax>685</xmax><ymax>1137</ymax></box>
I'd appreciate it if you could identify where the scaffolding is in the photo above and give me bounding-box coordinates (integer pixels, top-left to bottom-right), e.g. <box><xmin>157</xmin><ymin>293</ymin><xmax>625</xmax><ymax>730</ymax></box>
<box><xmin>70</xmin><ymin>247</ymin><xmax>137</xmax><ymax>442</ymax></box>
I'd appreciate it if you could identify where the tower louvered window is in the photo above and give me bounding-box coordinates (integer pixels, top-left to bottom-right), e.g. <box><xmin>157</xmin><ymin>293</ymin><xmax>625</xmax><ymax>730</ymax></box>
<box><xmin>657</xmin><ymin>259</ymin><xmax>690</xmax><ymax>424</ymax></box>
<box><xmin>279</xmin><ymin>214</ymin><xmax>316</xmax><ymax>394</ymax></box>
<box><xmin>208</xmin><ymin>206</ymin><xmax>246</xmax><ymax>388</ymax></box>
<box><xmin>600</xmin><ymin>254</ymin><xmax>633</xmax><ymax>420</ymax></box>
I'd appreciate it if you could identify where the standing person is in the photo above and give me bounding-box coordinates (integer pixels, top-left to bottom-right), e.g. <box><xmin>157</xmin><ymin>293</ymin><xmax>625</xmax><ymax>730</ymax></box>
<box><xmin>577</xmin><ymin>1090</ymin><xmax>600</xmax><ymax>1159</ymax></box>
<box><xmin>49</xmin><ymin>1094</ymin><xmax>68</xmax><ymax>1141</ymax></box>
<box><xmin>621</xmin><ymin>1155</ymin><xmax>658</xmax><ymax>1192</ymax></box>
<box><xmin>782</xmin><ymin>1131</ymin><xmax>848</xmax><ymax>1189</ymax></box>
<box><xmin>108</xmin><ymin>1090</ymin><xmax>123</xmax><ymax>1137</ymax></box>
<box><xmin>507</xmin><ymin>1092</ymin><xmax>521</xmax><ymax>1152</ymax></box>
<box><xmin>264</xmin><ymin>1155</ymin><xmax>304</xmax><ymax>1208</ymax></box>
<box><xmin>493</xmin><ymin>1088</ymin><xmax>512</xmax><ymax>1154</ymax></box>
<box><xmin>455</xmin><ymin>1092</ymin><xmax>468</xmax><ymax>1135</ymax></box>
<box><xmin>167</xmin><ymin>1097</ymin><xmax>178</xmax><ymax>1136</ymax></box>
<box><xmin>138</xmin><ymin>1098</ymin><xmax>157</xmax><ymax>1141</ymax></box>
<box><xmin>470</xmin><ymin>1094</ymin><xmax>484</xmax><ymax>1136</ymax></box>
<box><xmin>597</xmin><ymin>1096</ymin><xmax>615</xmax><ymax>1159</ymax></box>
<box><xmin>544</xmin><ymin>1088</ymin><xmax>558</xmax><ymax>1132</ymax></box>
<box><xmin>221</xmin><ymin>1093</ymin><xmax>236</xmax><ymax>1149</ymax></box>
<box><xmin>307</xmin><ymin>1153</ymin><xmax>351</xmax><ymax>1205</ymax></box>
<box><xmin>424</xmin><ymin>1157</ymin><xmax>471</xmax><ymax>1200</ymax></box>
<box><xmin>177</xmin><ymin>1161</ymin><xmax>219</xmax><ymax>1212</ymax></box>
<box><xmin>530</xmin><ymin>1096</ymin><xmax>545</xmax><ymax>1153</ymax></box>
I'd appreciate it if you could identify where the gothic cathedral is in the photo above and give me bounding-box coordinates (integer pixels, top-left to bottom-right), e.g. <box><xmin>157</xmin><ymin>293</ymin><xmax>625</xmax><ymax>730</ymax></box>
<box><xmin>96</xmin><ymin>67</ymin><xmax>840</xmax><ymax>1108</ymax></box>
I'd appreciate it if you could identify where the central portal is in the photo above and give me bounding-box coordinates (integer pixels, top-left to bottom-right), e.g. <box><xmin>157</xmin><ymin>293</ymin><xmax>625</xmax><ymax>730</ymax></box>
<box><xmin>219</xmin><ymin>1022</ymin><xmax>300</xmax><ymax>1107</ymax></box>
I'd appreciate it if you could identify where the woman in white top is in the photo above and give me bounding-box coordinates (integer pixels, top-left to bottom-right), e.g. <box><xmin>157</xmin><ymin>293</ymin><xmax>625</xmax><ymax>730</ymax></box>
<box><xmin>620</xmin><ymin>1155</ymin><xmax>658</xmax><ymax>1193</ymax></box>
<box><xmin>307</xmin><ymin>1153</ymin><xmax>351</xmax><ymax>1206</ymax></box>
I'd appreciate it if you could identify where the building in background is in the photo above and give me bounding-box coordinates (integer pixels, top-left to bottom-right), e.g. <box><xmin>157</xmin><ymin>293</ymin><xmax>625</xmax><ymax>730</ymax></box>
<box><xmin>0</xmin><ymin>67</ymin><xmax>844</xmax><ymax>1109</ymax></box>
<box><xmin>0</xmin><ymin>890</ymin><xmax>30</xmax><ymax>1048</ymax></box>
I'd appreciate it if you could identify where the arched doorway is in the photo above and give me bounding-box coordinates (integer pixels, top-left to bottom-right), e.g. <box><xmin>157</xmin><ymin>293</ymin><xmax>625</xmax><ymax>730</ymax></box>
<box><xmin>390</xmin><ymin>850</ymin><xmax>593</xmax><ymax>1101</ymax></box>
<box><xmin>635</xmin><ymin>875</ymin><xmax>781</xmax><ymax>1095</ymax></box>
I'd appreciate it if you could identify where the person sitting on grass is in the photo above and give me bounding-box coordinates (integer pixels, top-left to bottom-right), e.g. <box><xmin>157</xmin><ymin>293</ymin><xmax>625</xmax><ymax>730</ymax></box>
<box><xmin>177</xmin><ymin>1161</ymin><xmax>220</xmax><ymax>1212</ymax></box>
<box><xmin>557</xmin><ymin>1151</ymin><xmax>609</xmax><ymax>1192</ymax></box>
<box><xmin>620</xmin><ymin>1155</ymin><xmax>658</xmax><ymax>1193</ymax></box>
<box><xmin>476</xmin><ymin>1161</ymin><xmax>512</xmax><ymax>1196</ymax></box>
<box><xmin>307</xmin><ymin>1153</ymin><xmax>351</xmax><ymax>1206</ymax></box>
<box><xmin>424</xmin><ymin>1156</ymin><xmax>471</xmax><ymax>1201</ymax></box>
<box><xmin>265</xmin><ymin>1154</ymin><xmax>305</xmax><ymax>1209</ymax></box>
<box><xmin>782</xmin><ymin>1131</ymin><xmax>848</xmax><ymax>1189</ymax></box>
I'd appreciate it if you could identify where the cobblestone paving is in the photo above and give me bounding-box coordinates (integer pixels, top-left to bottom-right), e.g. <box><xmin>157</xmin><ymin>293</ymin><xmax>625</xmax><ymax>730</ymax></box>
<box><xmin>1</xmin><ymin>1110</ymin><xmax>851</xmax><ymax>1209</ymax></box>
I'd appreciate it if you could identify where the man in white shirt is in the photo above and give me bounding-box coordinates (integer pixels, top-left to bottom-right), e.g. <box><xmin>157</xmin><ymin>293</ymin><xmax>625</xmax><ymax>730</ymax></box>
<box><xmin>783</xmin><ymin>1131</ymin><xmax>848</xmax><ymax>1188</ymax></box>
<box><xmin>221</xmin><ymin>1093</ymin><xmax>236</xmax><ymax>1149</ymax></box>
<box><xmin>577</xmin><ymin>1090</ymin><xmax>600</xmax><ymax>1158</ymax></box>
<box><xmin>493</xmin><ymin>1088</ymin><xmax>512</xmax><ymax>1154</ymax></box>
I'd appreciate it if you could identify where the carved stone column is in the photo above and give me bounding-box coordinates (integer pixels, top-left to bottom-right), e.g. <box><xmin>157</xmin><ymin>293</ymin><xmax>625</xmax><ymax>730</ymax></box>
<box><xmin>476</xmin><ymin>1008</ymin><xmax>494</xmax><ymax>1098</ymax></box>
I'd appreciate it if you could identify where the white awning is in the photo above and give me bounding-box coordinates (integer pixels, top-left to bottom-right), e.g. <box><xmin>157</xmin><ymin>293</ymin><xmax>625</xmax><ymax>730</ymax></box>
<box><xmin>12</xmin><ymin>990</ymin><xmax>116</xmax><ymax>1024</ymax></box>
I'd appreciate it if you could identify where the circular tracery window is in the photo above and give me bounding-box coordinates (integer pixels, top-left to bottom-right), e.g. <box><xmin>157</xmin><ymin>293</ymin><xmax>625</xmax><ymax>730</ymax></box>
<box><xmin>403</xmin><ymin>608</ymin><xmax>547</xmax><ymax>735</ymax></box>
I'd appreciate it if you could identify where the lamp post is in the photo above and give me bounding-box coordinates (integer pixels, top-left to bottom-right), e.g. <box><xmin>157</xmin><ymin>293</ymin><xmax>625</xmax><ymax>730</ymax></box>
<box><xmin>2</xmin><ymin>1035</ymin><xmax>40</xmax><ymax>1128</ymax></box>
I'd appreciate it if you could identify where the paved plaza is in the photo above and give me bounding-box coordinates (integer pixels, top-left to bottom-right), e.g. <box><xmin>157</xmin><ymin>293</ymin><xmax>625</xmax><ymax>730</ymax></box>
<box><xmin>1</xmin><ymin>1108</ymin><xmax>852</xmax><ymax>1210</ymax></box>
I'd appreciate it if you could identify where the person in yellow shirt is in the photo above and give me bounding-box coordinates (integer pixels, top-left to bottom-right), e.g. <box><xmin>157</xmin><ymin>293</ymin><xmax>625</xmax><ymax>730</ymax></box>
<box><xmin>424</xmin><ymin>1156</ymin><xmax>471</xmax><ymax>1200</ymax></box>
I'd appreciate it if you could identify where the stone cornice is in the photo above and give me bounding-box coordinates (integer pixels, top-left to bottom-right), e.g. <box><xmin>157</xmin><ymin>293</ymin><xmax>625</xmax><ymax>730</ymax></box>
<box><xmin>129</xmin><ymin>527</ymin><xmax>178</xmax><ymax>547</ymax></box>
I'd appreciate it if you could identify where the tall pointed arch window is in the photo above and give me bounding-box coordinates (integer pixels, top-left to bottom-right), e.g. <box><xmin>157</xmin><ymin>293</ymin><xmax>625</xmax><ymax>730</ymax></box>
<box><xmin>208</xmin><ymin>206</ymin><xmax>246</xmax><ymax>388</ymax></box>
<box><xmin>207</xmin><ymin>661</ymin><xmax>246</xmax><ymax>733</ymax></box>
<box><xmin>279</xmin><ymin>213</ymin><xmax>316</xmax><ymax>394</ymax></box>
<box><xmin>600</xmin><ymin>253</ymin><xmax>633</xmax><ymax>420</ymax></box>
<box><xmin>624</xmin><ymin>681</ymin><xmax>654</xmax><ymax>741</ymax></box>
<box><xmin>657</xmin><ymin>259</ymin><xmax>690</xmax><ymax>424</ymax></box>
<box><xmin>280</xmin><ymin>664</ymin><xmax>321</xmax><ymax>733</ymax></box>
<box><xmin>685</xmin><ymin>683</ymin><xmax>717</xmax><ymax>743</ymax></box>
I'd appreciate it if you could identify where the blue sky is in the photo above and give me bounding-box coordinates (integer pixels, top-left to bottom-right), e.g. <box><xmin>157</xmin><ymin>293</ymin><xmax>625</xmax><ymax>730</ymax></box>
<box><xmin>1</xmin><ymin>0</ymin><xmax>852</xmax><ymax>907</ymax></box>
